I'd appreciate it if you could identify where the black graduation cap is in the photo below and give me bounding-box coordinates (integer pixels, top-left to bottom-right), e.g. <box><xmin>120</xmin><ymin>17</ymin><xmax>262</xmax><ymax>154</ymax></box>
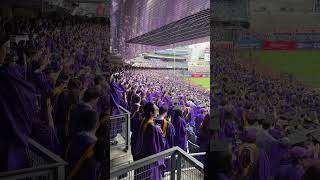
<box><xmin>210</xmin><ymin>139</ymin><xmax>231</xmax><ymax>152</ymax></box>
<box><xmin>288</xmin><ymin>132</ymin><xmax>308</xmax><ymax>145</ymax></box>
<box><xmin>310</xmin><ymin>129</ymin><xmax>320</xmax><ymax>142</ymax></box>
<box><xmin>289</xmin><ymin>119</ymin><xmax>299</xmax><ymax>127</ymax></box>
<box><xmin>297</xmin><ymin>128</ymin><xmax>317</xmax><ymax>136</ymax></box>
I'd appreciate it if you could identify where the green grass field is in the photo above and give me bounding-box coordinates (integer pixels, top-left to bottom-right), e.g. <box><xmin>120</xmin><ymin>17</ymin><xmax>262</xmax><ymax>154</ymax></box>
<box><xmin>242</xmin><ymin>50</ymin><xmax>320</xmax><ymax>88</ymax></box>
<box><xmin>187</xmin><ymin>77</ymin><xmax>210</xmax><ymax>89</ymax></box>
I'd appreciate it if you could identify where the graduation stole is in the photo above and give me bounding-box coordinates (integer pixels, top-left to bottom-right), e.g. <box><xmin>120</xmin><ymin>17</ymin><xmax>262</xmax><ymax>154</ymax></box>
<box><xmin>238</xmin><ymin>143</ymin><xmax>258</xmax><ymax>177</ymax></box>
<box><xmin>142</xmin><ymin>119</ymin><xmax>155</xmax><ymax>133</ymax></box>
<box><xmin>162</xmin><ymin>119</ymin><xmax>169</xmax><ymax>137</ymax></box>
<box><xmin>52</xmin><ymin>86</ymin><xmax>65</xmax><ymax>97</ymax></box>
<box><xmin>67</xmin><ymin>143</ymin><xmax>95</xmax><ymax>180</ymax></box>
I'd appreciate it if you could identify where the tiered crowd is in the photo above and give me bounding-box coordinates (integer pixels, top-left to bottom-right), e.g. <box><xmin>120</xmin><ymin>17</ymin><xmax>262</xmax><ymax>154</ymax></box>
<box><xmin>204</xmin><ymin>47</ymin><xmax>320</xmax><ymax>180</ymax></box>
<box><xmin>109</xmin><ymin>69</ymin><xmax>210</xmax><ymax>179</ymax></box>
<box><xmin>0</xmin><ymin>16</ymin><xmax>115</xmax><ymax>180</ymax></box>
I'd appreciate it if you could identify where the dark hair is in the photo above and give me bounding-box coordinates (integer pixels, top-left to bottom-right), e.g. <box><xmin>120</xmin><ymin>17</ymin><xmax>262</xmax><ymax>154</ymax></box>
<box><xmin>94</xmin><ymin>75</ymin><xmax>105</xmax><ymax>85</ymax></box>
<box><xmin>132</xmin><ymin>95</ymin><xmax>141</xmax><ymax>104</ymax></box>
<box><xmin>83</xmin><ymin>87</ymin><xmax>101</xmax><ymax>102</ymax></box>
<box><xmin>79</xmin><ymin>110</ymin><xmax>98</xmax><ymax>132</ymax></box>
<box><xmin>262</xmin><ymin>121</ymin><xmax>271</xmax><ymax>130</ymax></box>
<box><xmin>143</xmin><ymin>102</ymin><xmax>156</xmax><ymax>118</ymax></box>
<box><xmin>224</xmin><ymin>111</ymin><xmax>233</xmax><ymax>120</ymax></box>
<box><xmin>159</xmin><ymin>107</ymin><xmax>168</xmax><ymax>115</ymax></box>
<box><xmin>67</xmin><ymin>78</ymin><xmax>82</xmax><ymax>90</ymax></box>
<box><xmin>173</xmin><ymin>108</ymin><xmax>183</xmax><ymax>124</ymax></box>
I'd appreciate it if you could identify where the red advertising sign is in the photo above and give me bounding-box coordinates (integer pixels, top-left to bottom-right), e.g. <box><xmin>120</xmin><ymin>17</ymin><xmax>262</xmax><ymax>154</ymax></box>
<box><xmin>96</xmin><ymin>4</ymin><xmax>105</xmax><ymax>17</ymax></box>
<box><xmin>192</xmin><ymin>74</ymin><xmax>204</xmax><ymax>78</ymax></box>
<box><xmin>262</xmin><ymin>40</ymin><xmax>296</xmax><ymax>50</ymax></box>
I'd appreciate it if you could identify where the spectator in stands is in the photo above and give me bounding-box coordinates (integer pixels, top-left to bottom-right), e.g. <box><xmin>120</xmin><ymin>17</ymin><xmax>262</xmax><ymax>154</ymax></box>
<box><xmin>155</xmin><ymin>107</ymin><xmax>175</xmax><ymax>150</ymax></box>
<box><xmin>65</xmin><ymin>109</ymin><xmax>102</xmax><ymax>180</ymax></box>
<box><xmin>0</xmin><ymin>29</ymin><xmax>59</xmax><ymax>172</ymax></box>
<box><xmin>133</xmin><ymin>102</ymin><xmax>165</xmax><ymax>180</ymax></box>
<box><xmin>130</xmin><ymin>95</ymin><xmax>143</xmax><ymax>159</ymax></box>
<box><xmin>53</xmin><ymin>78</ymin><xmax>82</xmax><ymax>154</ymax></box>
<box><xmin>68</xmin><ymin>87</ymin><xmax>101</xmax><ymax>141</ymax></box>
<box><xmin>275</xmin><ymin>146</ymin><xmax>307</xmax><ymax>180</ymax></box>
<box><xmin>172</xmin><ymin>108</ymin><xmax>188</xmax><ymax>152</ymax></box>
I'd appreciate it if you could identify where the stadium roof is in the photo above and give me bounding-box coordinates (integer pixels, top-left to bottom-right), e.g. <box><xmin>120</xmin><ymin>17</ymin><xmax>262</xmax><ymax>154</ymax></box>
<box><xmin>126</xmin><ymin>9</ymin><xmax>209</xmax><ymax>47</ymax></box>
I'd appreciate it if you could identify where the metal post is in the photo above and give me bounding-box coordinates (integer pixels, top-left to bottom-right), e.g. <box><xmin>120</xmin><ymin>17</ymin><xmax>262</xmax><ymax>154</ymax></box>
<box><xmin>170</xmin><ymin>153</ymin><xmax>176</xmax><ymax>180</ymax></box>
<box><xmin>173</xmin><ymin>48</ymin><xmax>176</xmax><ymax>77</ymax></box>
<box><xmin>125</xmin><ymin>111</ymin><xmax>130</xmax><ymax>152</ymax></box>
<box><xmin>41</xmin><ymin>0</ymin><xmax>44</xmax><ymax>14</ymax></box>
<box><xmin>176</xmin><ymin>154</ymin><xmax>182</xmax><ymax>180</ymax></box>
<box><xmin>56</xmin><ymin>165</ymin><xmax>65</xmax><ymax>180</ymax></box>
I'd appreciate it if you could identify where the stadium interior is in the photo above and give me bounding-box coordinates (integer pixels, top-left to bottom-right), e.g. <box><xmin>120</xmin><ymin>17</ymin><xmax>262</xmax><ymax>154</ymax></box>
<box><xmin>1</xmin><ymin>0</ymin><xmax>320</xmax><ymax>180</ymax></box>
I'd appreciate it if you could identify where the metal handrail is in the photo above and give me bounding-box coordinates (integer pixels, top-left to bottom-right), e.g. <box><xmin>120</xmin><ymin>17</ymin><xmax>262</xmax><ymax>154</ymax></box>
<box><xmin>110</xmin><ymin>105</ymin><xmax>131</xmax><ymax>151</ymax></box>
<box><xmin>110</xmin><ymin>147</ymin><xmax>203</xmax><ymax>178</ymax></box>
<box><xmin>189</xmin><ymin>152</ymin><xmax>206</xmax><ymax>157</ymax></box>
<box><xmin>0</xmin><ymin>138</ymin><xmax>66</xmax><ymax>180</ymax></box>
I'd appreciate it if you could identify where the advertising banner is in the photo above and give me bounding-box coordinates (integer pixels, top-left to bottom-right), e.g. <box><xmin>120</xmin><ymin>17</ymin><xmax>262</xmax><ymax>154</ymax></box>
<box><xmin>296</xmin><ymin>41</ymin><xmax>320</xmax><ymax>49</ymax></box>
<box><xmin>262</xmin><ymin>40</ymin><xmax>296</xmax><ymax>50</ymax></box>
<box><xmin>192</xmin><ymin>74</ymin><xmax>204</xmax><ymax>78</ymax></box>
<box><xmin>238</xmin><ymin>40</ymin><xmax>262</xmax><ymax>49</ymax></box>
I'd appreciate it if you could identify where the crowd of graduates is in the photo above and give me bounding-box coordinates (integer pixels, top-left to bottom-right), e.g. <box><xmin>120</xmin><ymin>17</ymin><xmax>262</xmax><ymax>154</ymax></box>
<box><xmin>107</xmin><ymin>69</ymin><xmax>210</xmax><ymax>179</ymax></box>
<box><xmin>0</xmin><ymin>16</ymin><xmax>116</xmax><ymax>180</ymax></box>
<box><xmin>204</xmin><ymin>48</ymin><xmax>320</xmax><ymax>180</ymax></box>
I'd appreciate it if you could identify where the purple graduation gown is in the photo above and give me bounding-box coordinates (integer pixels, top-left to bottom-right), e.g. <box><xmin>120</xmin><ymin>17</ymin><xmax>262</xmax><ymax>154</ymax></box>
<box><xmin>173</xmin><ymin>117</ymin><xmax>187</xmax><ymax>151</ymax></box>
<box><xmin>155</xmin><ymin>119</ymin><xmax>175</xmax><ymax>150</ymax></box>
<box><xmin>275</xmin><ymin>164</ymin><xmax>305</xmax><ymax>180</ymax></box>
<box><xmin>133</xmin><ymin>121</ymin><xmax>166</xmax><ymax>180</ymax></box>
<box><xmin>0</xmin><ymin>66</ymin><xmax>59</xmax><ymax>171</ymax></box>
<box><xmin>237</xmin><ymin>146</ymin><xmax>271</xmax><ymax>180</ymax></box>
<box><xmin>65</xmin><ymin>133</ymin><xmax>100</xmax><ymax>180</ymax></box>
<box><xmin>110</xmin><ymin>80</ymin><xmax>123</xmax><ymax>115</ymax></box>
<box><xmin>269</xmin><ymin>143</ymin><xmax>290</xmax><ymax>177</ymax></box>
<box><xmin>53</xmin><ymin>90</ymin><xmax>79</xmax><ymax>153</ymax></box>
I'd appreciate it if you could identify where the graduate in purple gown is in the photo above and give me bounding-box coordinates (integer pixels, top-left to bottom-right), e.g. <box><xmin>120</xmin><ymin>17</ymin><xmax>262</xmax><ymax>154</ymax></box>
<box><xmin>130</xmin><ymin>95</ymin><xmax>142</xmax><ymax>159</ymax></box>
<box><xmin>275</xmin><ymin>146</ymin><xmax>306</xmax><ymax>180</ymax></box>
<box><xmin>155</xmin><ymin>107</ymin><xmax>175</xmax><ymax>177</ymax></box>
<box><xmin>68</xmin><ymin>87</ymin><xmax>101</xmax><ymax>140</ymax></box>
<box><xmin>109</xmin><ymin>76</ymin><xmax>123</xmax><ymax>115</ymax></box>
<box><xmin>133</xmin><ymin>102</ymin><xmax>165</xmax><ymax>180</ymax></box>
<box><xmin>53</xmin><ymin>78</ymin><xmax>82</xmax><ymax>153</ymax></box>
<box><xmin>0</xmin><ymin>37</ymin><xmax>59</xmax><ymax>171</ymax></box>
<box><xmin>236</xmin><ymin>129</ymin><xmax>271</xmax><ymax>180</ymax></box>
<box><xmin>155</xmin><ymin>107</ymin><xmax>175</xmax><ymax>150</ymax></box>
<box><xmin>172</xmin><ymin>108</ymin><xmax>187</xmax><ymax>151</ymax></box>
<box><xmin>65</xmin><ymin>110</ymin><xmax>103</xmax><ymax>180</ymax></box>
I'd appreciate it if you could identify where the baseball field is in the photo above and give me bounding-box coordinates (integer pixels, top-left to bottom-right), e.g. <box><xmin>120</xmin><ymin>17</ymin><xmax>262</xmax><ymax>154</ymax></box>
<box><xmin>240</xmin><ymin>50</ymin><xmax>320</xmax><ymax>88</ymax></box>
<box><xmin>187</xmin><ymin>77</ymin><xmax>210</xmax><ymax>90</ymax></box>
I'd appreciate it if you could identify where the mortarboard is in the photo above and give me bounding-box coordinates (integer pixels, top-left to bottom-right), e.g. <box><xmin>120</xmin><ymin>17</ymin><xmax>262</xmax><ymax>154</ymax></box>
<box><xmin>310</xmin><ymin>129</ymin><xmax>320</xmax><ymax>143</ymax></box>
<box><xmin>288</xmin><ymin>132</ymin><xmax>308</xmax><ymax>145</ymax></box>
